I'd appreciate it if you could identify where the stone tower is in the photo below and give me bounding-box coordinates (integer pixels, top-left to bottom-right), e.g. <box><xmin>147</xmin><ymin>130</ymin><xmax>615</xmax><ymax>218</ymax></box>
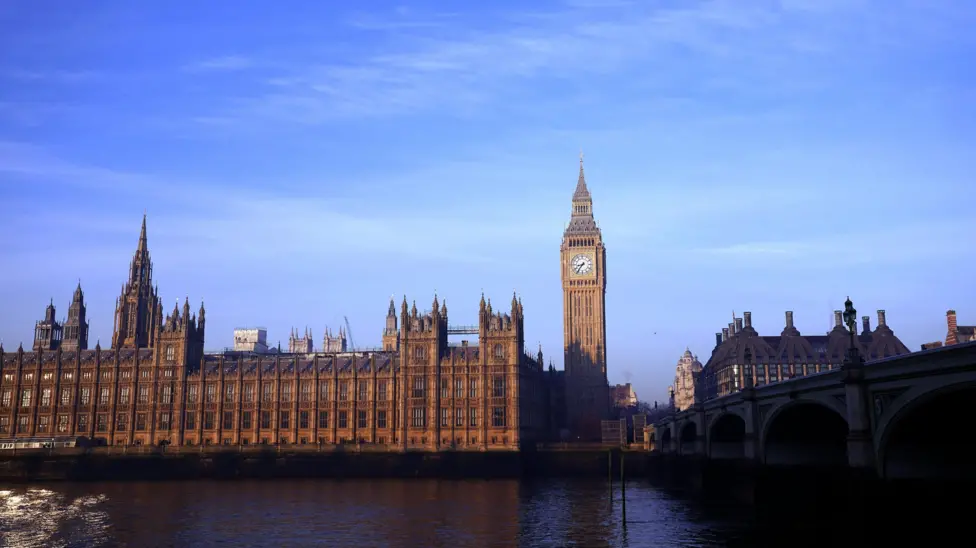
<box><xmin>33</xmin><ymin>299</ymin><xmax>63</xmax><ymax>351</ymax></box>
<box><xmin>322</xmin><ymin>325</ymin><xmax>348</xmax><ymax>352</ymax></box>
<box><xmin>112</xmin><ymin>214</ymin><xmax>161</xmax><ymax>349</ymax></box>
<box><xmin>560</xmin><ymin>153</ymin><xmax>610</xmax><ymax>440</ymax></box>
<box><xmin>673</xmin><ymin>349</ymin><xmax>702</xmax><ymax>412</ymax></box>
<box><xmin>62</xmin><ymin>282</ymin><xmax>89</xmax><ymax>351</ymax></box>
<box><xmin>382</xmin><ymin>296</ymin><xmax>399</xmax><ymax>351</ymax></box>
<box><xmin>288</xmin><ymin>327</ymin><xmax>314</xmax><ymax>354</ymax></box>
<box><xmin>397</xmin><ymin>295</ymin><xmax>448</xmax><ymax>449</ymax></box>
<box><xmin>157</xmin><ymin>297</ymin><xmax>206</xmax><ymax>367</ymax></box>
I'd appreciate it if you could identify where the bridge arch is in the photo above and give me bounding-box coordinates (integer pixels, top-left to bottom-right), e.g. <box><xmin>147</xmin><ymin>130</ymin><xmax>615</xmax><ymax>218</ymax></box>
<box><xmin>876</xmin><ymin>380</ymin><xmax>976</xmax><ymax>480</ymax></box>
<box><xmin>678</xmin><ymin>421</ymin><xmax>698</xmax><ymax>455</ymax></box>
<box><xmin>659</xmin><ymin>426</ymin><xmax>672</xmax><ymax>453</ymax></box>
<box><xmin>708</xmin><ymin>412</ymin><xmax>747</xmax><ymax>460</ymax></box>
<box><xmin>762</xmin><ymin>399</ymin><xmax>849</xmax><ymax>467</ymax></box>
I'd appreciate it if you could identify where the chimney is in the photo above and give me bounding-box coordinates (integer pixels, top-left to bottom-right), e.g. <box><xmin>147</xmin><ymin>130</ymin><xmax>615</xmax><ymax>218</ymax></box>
<box><xmin>729</xmin><ymin>322</ymin><xmax>735</xmax><ymax>336</ymax></box>
<box><xmin>722</xmin><ymin>328</ymin><xmax>729</xmax><ymax>342</ymax></box>
<box><xmin>833</xmin><ymin>310</ymin><xmax>842</xmax><ymax>328</ymax></box>
<box><xmin>715</xmin><ymin>332</ymin><xmax>722</xmax><ymax>347</ymax></box>
<box><xmin>744</xmin><ymin>311</ymin><xmax>752</xmax><ymax>329</ymax></box>
<box><xmin>877</xmin><ymin>309</ymin><xmax>887</xmax><ymax>328</ymax></box>
<box><xmin>946</xmin><ymin>310</ymin><xmax>958</xmax><ymax>345</ymax></box>
<box><xmin>785</xmin><ymin>311</ymin><xmax>794</xmax><ymax>329</ymax></box>
<box><xmin>862</xmin><ymin>316</ymin><xmax>871</xmax><ymax>333</ymax></box>
<box><xmin>734</xmin><ymin>317</ymin><xmax>743</xmax><ymax>332</ymax></box>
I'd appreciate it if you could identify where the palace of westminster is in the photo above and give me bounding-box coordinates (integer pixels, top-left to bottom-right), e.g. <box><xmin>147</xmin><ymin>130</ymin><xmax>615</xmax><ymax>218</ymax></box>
<box><xmin>0</xmin><ymin>158</ymin><xmax>613</xmax><ymax>449</ymax></box>
<box><xmin>0</xmin><ymin>157</ymin><xmax>924</xmax><ymax>448</ymax></box>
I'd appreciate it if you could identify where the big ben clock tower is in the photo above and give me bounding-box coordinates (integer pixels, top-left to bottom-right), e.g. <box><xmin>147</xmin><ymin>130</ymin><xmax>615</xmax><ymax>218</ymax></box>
<box><xmin>561</xmin><ymin>152</ymin><xmax>610</xmax><ymax>440</ymax></box>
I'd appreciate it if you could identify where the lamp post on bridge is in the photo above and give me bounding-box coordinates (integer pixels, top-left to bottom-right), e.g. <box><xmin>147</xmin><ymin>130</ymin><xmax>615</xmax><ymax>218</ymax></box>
<box><xmin>842</xmin><ymin>296</ymin><xmax>865</xmax><ymax>370</ymax></box>
<box><xmin>668</xmin><ymin>385</ymin><xmax>675</xmax><ymax>413</ymax></box>
<box><xmin>841</xmin><ymin>296</ymin><xmax>875</xmax><ymax>471</ymax></box>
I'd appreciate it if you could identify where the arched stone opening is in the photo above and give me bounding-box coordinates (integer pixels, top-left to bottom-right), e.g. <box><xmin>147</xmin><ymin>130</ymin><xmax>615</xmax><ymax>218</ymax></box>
<box><xmin>709</xmin><ymin>414</ymin><xmax>746</xmax><ymax>460</ymax></box>
<box><xmin>660</xmin><ymin>427</ymin><xmax>672</xmax><ymax>453</ymax></box>
<box><xmin>880</xmin><ymin>386</ymin><xmax>976</xmax><ymax>480</ymax></box>
<box><xmin>678</xmin><ymin>422</ymin><xmax>698</xmax><ymax>455</ymax></box>
<box><xmin>763</xmin><ymin>402</ymin><xmax>848</xmax><ymax>467</ymax></box>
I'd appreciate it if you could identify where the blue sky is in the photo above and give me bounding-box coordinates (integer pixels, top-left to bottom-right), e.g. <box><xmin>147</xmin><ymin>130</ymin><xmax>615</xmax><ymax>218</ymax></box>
<box><xmin>1</xmin><ymin>0</ymin><xmax>974</xmax><ymax>403</ymax></box>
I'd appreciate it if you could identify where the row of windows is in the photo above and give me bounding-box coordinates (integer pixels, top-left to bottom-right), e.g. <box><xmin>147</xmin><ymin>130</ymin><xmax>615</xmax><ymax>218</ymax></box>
<box><xmin>1</xmin><ymin>385</ymin><xmax>166</xmax><ymax>408</ymax></box>
<box><xmin>2</xmin><ymin>375</ymin><xmax>516</xmax><ymax>410</ymax></box>
<box><xmin>2</xmin><ymin>368</ymin><xmax>174</xmax><ymax>384</ymax></box>
<box><xmin>409</xmin><ymin>377</ymin><xmax>504</xmax><ymax>399</ymax></box>
<box><xmin>411</xmin><ymin>345</ymin><xmax>509</xmax><ymax>360</ymax></box>
<box><xmin>712</xmin><ymin>363</ymin><xmax>837</xmax><ymax>396</ymax></box>
<box><xmin>0</xmin><ymin>406</ymin><xmax>511</xmax><ymax>434</ymax></box>
<box><xmin>408</xmin><ymin>407</ymin><xmax>506</xmax><ymax>428</ymax></box>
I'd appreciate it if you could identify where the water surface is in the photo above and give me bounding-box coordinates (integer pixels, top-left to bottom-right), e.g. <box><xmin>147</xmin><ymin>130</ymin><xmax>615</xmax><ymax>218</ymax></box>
<box><xmin>1</xmin><ymin>479</ymin><xmax>768</xmax><ymax>547</ymax></box>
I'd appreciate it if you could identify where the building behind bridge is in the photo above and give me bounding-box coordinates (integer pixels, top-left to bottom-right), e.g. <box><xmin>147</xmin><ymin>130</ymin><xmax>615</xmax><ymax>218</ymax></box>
<box><xmin>673</xmin><ymin>349</ymin><xmax>702</xmax><ymax>411</ymax></box>
<box><xmin>922</xmin><ymin>310</ymin><xmax>976</xmax><ymax>350</ymax></box>
<box><xmin>702</xmin><ymin>310</ymin><xmax>912</xmax><ymax>399</ymax></box>
<box><xmin>0</xmin><ymin>216</ymin><xmax>558</xmax><ymax>450</ymax></box>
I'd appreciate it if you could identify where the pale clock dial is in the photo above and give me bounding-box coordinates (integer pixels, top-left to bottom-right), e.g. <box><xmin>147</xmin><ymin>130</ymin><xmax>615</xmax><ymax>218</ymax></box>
<box><xmin>571</xmin><ymin>254</ymin><xmax>594</xmax><ymax>275</ymax></box>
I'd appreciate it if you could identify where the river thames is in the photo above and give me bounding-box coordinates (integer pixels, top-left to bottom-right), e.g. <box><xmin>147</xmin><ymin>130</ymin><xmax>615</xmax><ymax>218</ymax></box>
<box><xmin>0</xmin><ymin>478</ymin><xmax>831</xmax><ymax>547</ymax></box>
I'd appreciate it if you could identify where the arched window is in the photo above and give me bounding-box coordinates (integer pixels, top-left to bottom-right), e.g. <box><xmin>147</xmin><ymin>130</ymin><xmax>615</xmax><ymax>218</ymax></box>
<box><xmin>414</xmin><ymin>346</ymin><xmax>425</xmax><ymax>359</ymax></box>
<box><xmin>493</xmin><ymin>344</ymin><xmax>504</xmax><ymax>359</ymax></box>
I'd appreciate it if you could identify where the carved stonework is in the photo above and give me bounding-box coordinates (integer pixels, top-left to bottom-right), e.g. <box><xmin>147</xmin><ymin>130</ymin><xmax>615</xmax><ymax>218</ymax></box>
<box><xmin>871</xmin><ymin>388</ymin><xmax>910</xmax><ymax>421</ymax></box>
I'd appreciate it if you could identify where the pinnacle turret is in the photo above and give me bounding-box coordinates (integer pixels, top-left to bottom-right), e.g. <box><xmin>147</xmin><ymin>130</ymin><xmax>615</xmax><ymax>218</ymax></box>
<box><xmin>573</xmin><ymin>150</ymin><xmax>590</xmax><ymax>201</ymax></box>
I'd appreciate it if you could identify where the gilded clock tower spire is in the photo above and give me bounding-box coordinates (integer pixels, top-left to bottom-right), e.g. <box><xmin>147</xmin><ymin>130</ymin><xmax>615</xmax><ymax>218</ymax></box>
<box><xmin>560</xmin><ymin>153</ymin><xmax>609</xmax><ymax>440</ymax></box>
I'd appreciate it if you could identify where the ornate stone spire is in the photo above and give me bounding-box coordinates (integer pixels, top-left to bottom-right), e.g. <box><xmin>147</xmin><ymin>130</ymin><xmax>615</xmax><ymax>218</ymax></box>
<box><xmin>137</xmin><ymin>213</ymin><xmax>147</xmax><ymax>254</ymax></box>
<box><xmin>574</xmin><ymin>149</ymin><xmax>590</xmax><ymax>201</ymax></box>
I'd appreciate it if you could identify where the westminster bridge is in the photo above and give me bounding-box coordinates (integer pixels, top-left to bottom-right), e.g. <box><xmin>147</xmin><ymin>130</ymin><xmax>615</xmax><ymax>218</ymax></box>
<box><xmin>653</xmin><ymin>340</ymin><xmax>976</xmax><ymax>480</ymax></box>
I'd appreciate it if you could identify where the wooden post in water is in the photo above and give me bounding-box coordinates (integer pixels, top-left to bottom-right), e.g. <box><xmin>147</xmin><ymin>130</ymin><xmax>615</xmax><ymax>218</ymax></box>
<box><xmin>620</xmin><ymin>450</ymin><xmax>627</xmax><ymax>527</ymax></box>
<box><xmin>608</xmin><ymin>450</ymin><xmax>613</xmax><ymax>503</ymax></box>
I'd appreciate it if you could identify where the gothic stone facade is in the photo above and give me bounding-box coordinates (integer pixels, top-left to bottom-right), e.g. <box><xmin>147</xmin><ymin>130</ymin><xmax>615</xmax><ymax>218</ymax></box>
<box><xmin>0</xmin><ymin>216</ymin><xmax>551</xmax><ymax>450</ymax></box>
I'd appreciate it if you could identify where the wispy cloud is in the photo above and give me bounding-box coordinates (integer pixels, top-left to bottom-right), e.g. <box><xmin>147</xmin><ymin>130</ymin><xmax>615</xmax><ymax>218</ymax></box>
<box><xmin>193</xmin><ymin>0</ymin><xmax>872</xmax><ymax>125</ymax></box>
<box><xmin>686</xmin><ymin>218</ymin><xmax>976</xmax><ymax>267</ymax></box>
<box><xmin>182</xmin><ymin>55</ymin><xmax>253</xmax><ymax>73</ymax></box>
<box><xmin>0</xmin><ymin>141</ymin><xmax>166</xmax><ymax>194</ymax></box>
<box><xmin>0</xmin><ymin>144</ymin><xmax>563</xmax><ymax>275</ymax></box>
<box><xmin>1</xmin><ymin>69</ymin><xmax>103</xmax><ymax>83</ymax></box>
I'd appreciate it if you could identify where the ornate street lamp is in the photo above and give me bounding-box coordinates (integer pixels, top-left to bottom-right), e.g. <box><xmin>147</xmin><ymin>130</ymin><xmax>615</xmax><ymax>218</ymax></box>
<box><xmin>843</xmin><ymin>296</ymin><xmax>857</xmax><ymax>347</ymax></box>
<box><xmin>668</xmin><ymin>385</ymin><xmax>675</xmax><ymax>411</ymax></box>
<box><xmin>842</xmin><ymin>296</ymin><xmax>864</xmax><ymax>368</ymax></box>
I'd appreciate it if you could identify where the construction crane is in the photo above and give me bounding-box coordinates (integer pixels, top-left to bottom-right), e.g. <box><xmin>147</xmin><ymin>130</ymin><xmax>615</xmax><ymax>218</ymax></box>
<box><xmin>343</xmin><ymin>316</ymin><xmax>356</xmax><ymax>351</ymax></box>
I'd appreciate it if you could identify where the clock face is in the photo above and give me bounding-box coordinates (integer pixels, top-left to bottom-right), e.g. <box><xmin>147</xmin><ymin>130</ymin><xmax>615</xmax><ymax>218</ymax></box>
<box><xmin>571</xmin><ymin>254</ymin><xmax>594</xmax><ymax>275</ymax></box>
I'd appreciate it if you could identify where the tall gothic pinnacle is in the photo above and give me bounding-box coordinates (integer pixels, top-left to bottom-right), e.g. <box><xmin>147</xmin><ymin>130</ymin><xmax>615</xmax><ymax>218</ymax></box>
<box><xmin>574</xmin><ymin>150</ymin><xmax>590</xmax><ymax>200</ymax></box>
<box><xmin>137</xmin><ymin>212</ymin><xmax>148</xmax><ymax>255</ymax></box>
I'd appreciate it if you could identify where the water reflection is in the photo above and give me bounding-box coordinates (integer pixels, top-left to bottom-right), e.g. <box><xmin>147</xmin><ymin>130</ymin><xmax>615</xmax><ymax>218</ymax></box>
<box><xmin>1</xmin><ymin>479</ymin><xmax>754</xmax><ymax>548</ymax></box>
